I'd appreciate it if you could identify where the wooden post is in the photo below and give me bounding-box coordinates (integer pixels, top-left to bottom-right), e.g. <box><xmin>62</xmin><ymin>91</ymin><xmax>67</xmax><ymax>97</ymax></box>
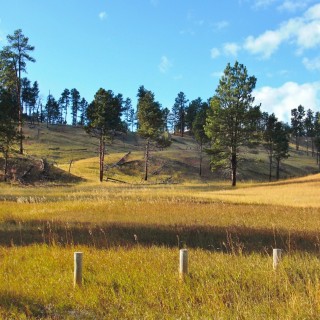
<box><xmin>179</xmin><ymin>249</ymin><xmax>188</xmax><ymax>279</ymax></box>
<box><xmin>74</xmin><ymin>252</ymin><xmax>83</xmax><ymax>287</ymax></box>
<box><xmin>273</xmin><ymin>248</ymin><xmax>282</xmax><ymax>270</ymax></box>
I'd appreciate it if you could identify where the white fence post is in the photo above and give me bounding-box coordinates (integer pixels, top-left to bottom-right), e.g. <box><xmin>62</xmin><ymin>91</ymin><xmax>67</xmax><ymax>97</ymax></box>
<box><xmin>179</xmin><ymin>249</ymin><xmax>188</xmax><ymax>279</ymax></box>
<box><xmin>273</xmin><ymin>248</ymin><xmax>282</xmax><ymax>270</ymax></box>
<box><xmin>74</xmin><ymin>252</ymin><xmax>83</xmax><ymax>287</ymax></box>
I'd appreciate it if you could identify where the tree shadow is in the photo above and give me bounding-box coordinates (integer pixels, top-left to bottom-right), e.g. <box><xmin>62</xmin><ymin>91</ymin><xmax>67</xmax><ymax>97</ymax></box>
<box><xmin>1</xmin><ymin>220</ymin><xmax>320</xmax><ymax>254</ymax></box>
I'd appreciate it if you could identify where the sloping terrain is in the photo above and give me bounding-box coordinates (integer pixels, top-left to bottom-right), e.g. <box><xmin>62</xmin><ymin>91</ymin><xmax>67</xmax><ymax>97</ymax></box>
<box><xmin>1</xmin><ymin>123</ymin><xmax>319</xmax><ymax>184</ymax></box>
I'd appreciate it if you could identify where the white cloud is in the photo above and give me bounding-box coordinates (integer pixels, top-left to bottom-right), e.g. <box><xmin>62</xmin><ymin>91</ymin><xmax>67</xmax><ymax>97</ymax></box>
<box><xmin>244</xmin><ymin>30</ymin><xmax>286</xmax><ymax>59</ymax></box>
<box><xmin>210</xmin><ymin>47</ymin><xmax>220</xmax><ymax>59</ymax></box>
<box><xmin>223</xmin><ymin>42</ymin><xmax>241</xmax><ymax>56</ymax></box>
<box><xmin>98</xmin><ymin>11</ymin><xmax>107</xmax><ymax>20</ymax></box>
<box><xmin>278</xmin><ymin>0</ymin><xmax>309</xmax><ymax>12</ymax></box>
<box><xmin>159</xmin><ymin>56</ymin><xmax>172</xmax><ymax>73</ymax></box>
<box><xmin>179</xmin><ymin>29</ymin><xmax>195</xmax><ymax>36</ymax></box>
<box><xmin>253</xmin><ymin>0</ymin><xmax>277</xmax><ymax>9</ymax></box>
<box><xmin>302</xmin><ymin>56</ymin><xmax>320</xmax><ymax>71</ymax></box>
<box><xmin>173</xmin><ymin>74</ymin><xmax>183</xmax><ymax>80</ymax></box>
<box><xmin>244</xmin><ymin>3</ymin><xmax>320</xmax><ymax>58</ymax></box>
<box><xmin>211</xmin><ymin>71</ymin><xmax>223</xmax><ymax>78</ymax></box>
<box><xmin>214</xmin><ymin>20</ymin><xmax>229</xmax><ymax>30</ymax></box>
<box><xmin>254</xmin><ymin>81</ymin><xmax>320</xmax><ymax>121</ymax></box>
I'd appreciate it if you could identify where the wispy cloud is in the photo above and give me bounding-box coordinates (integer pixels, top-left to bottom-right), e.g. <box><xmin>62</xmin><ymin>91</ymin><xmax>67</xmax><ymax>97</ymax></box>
<box><xmin>159</xmin><ymin>56</ymin><xmax>173</xmax><ymax>73</ymax></box>
<box><xmin>302</xmin><ymin>56</ymin><xmax>320</xmax><ymax>71</ymax></box>
<box><xmin>213</xmin><ymin>20</ymin><xmax>229</xmax><ymax>31</ymax></box>
<box><xmin>210</xmin><ymin>48</ymin><xmax>220</xmax><ymax>59</ymax></box>
<box><xmin>98</xmin><ymin>11</ymin><xmax>107</xmax><ymax>21</ymax></box>
<box><xmin>253</xmin><ymin>0</ymin><xmax>277</xmax><ymax>9</ymax></box>
<box><xmin>179</xmin><ymin>29</ymin><xmax>195</xmax><ymax>36</ymax></box>
<box><xmin>278</xmin><ymin>0</ymin><xmax>313</xmax><ymax>12</ymax></box>
<box><xmin>223</xmin><ymin>42</ymin><xmax>241</xmax><ymax>56</ymax></box>
<box><xmin>243</xmin><ymin>3</ymin><xmax>320</xmax><ymax>59</ymax></box>
<box><xmin>211</xmin><ymin>71</ymin><xmax>224</xmax><ymax>78</ymax></box>
<box><xmin>173</xmin><ymin>74</ymin><xmax>183</xmax><ymax>80</ymax></box>
<box><xmin>254</xmin><ymin>81</ymin><xmax>320</xmax><ymax>121</ymax></box>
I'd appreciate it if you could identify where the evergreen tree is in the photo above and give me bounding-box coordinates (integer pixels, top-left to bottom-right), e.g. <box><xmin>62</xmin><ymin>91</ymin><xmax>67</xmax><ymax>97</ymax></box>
<box><xmin>71</xmin><ymin>88</ymin><xmax>80</xmax><ymax>126</ymax></box>
<box><xmin>123</xmin><ymin>98</ymin><xmax>133</xmax><ymax>128</ymax></box>
<box><xmin>273</xmin><ymin>122</ymin><xmax>290</xmax><ymax>180</ymax></box>
<box><xmin>162</xmin><ymin>107</ymin><xmax>170</xmax><ymax>131</ymax></box>
<box><xmin>314</xmin><ymin>112</ymin><xmax>320</xmax><ymax>168</ymax></box>
<box><xmin>304</xmin><ymin>108</ymin><xmax>314</xmax><ymax>156</ymax></box>
<box><xmin>291</xmin><ymin>105</ymin><xmax>305</xmax><ymax>151</ymax></box>
<box><xmin>85</xmin><ymin>88</ymin><xmax>124</xmax><ymax>182</ymax></box>
<box><xmin>30</xmin><ymin>81</ymin><xmax>39</xmax><ymax>124</ymax></box>
<box><xmin>78</xmin><ymin>97</ymin><xmax>88</xmax><ymax>126</ymax></box>
<box><xmin>204</xmin><ymin>61</ymin><xmax>261</xmax><ymax>187</ymax></box>
<box><xmin>45</xmin><ymin>94</ymin><xmax>59</xmax><ymax>126</ymax></box>
<box><xmin>172</xmin><ymin>91</ymin><xmax>188</xmax><ymax>136</ymax></box>
<box><xmin>137</xmin><ymin>86</ymin><xmax>164</xmax><ymax>180</ymax></box>
<box><xmin>185</xmin><ymin>98</ymin><xmax>203</xmax><ymax>133</ymax></box>
<box><xmin>21</xmin><ymin>77</ymin><xmax>32</xmax><ymax>116</ymax></box>
<box><xmin>59</xmin><ymin>89</ymin><xmax>70</xmax><ymax>124</ymax></box>
<box><xmin>262</xmin><ymin>113</ymin><xmax>278</xmax><ymax>182</ymax></box>
<box><xmin>0</xmin><ymin>29</ymin><xmax>35</xmax><ymax>154</ymax></box>
<box><xmin>192</xmin><ymin>102</ymin><xmax>209</xmax><ymax>176</ymax></box>
<box><xmin>0</xmin><ymin>86</ymin><xmax>19</xmax><ymax>181</ymax></box>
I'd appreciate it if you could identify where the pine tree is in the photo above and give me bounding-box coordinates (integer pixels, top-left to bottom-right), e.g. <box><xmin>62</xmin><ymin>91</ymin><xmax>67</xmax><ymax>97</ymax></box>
<box><xmin>85</xmin><ymin>88</ymin><xmax>124</xmax><ymax>182</ymax></box>
<box><xmin>0</xmin><ymin>29</ymin><xmax>35</xmax><ymax>154</ymax></box>
<box><xmin>205</xmin><ymin>61</ymin><xmax>261</xmax><ymax>186</ymax></box>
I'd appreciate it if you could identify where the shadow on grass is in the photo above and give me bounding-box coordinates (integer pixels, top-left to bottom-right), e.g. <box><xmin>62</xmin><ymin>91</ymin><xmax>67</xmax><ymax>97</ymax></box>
<box><xmin>0</xmin><ymin>291</ymin><xmax>56</xmax><ymax>318</ymax></box>
<box><xmin>1</xmin><ymin>220</ymin><xmax>320</xmax><ymax>254</ymax></box>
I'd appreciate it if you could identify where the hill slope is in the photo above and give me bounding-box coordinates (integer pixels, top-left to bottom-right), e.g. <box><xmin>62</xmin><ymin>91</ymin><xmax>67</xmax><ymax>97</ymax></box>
<box><xmin>1</xmin><ymin>123</ymin><xmax>319</xmax><ymax>184</ymax></box>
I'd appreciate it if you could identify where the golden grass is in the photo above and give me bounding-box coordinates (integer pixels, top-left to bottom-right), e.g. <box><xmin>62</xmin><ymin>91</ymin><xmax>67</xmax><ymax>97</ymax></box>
<box><xmin>1</xmin><ymin>245</ymin><xmax>320</xmax><ymax>319</ymax></box>
<box><xmin>1</xmin><ymin>168</ymin><xmax>320</xmax><ymax>318</ymax></box>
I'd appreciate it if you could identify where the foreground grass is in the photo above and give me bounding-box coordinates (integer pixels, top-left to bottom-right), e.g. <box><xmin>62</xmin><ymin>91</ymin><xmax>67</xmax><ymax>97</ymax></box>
<box><xmin>0</xmin><ymin>175</ymin><xmax>320</xmax><ymax>318</ymax></box>
<box><xmin>1</xmin><ymin>245</ymin><xmax>320</xmax><ymax>319</ymax></box>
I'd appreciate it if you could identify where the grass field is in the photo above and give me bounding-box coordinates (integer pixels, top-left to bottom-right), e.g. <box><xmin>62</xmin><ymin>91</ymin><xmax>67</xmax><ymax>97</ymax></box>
<box><xmin>0</xmin><ymin>173</ymin><xmax>320</xmax><ymax>318</ymax></box>
<box><xmin>0</xmin><ymin>124</ymin><xmax>320</xmax><ymax>318</ymax></box>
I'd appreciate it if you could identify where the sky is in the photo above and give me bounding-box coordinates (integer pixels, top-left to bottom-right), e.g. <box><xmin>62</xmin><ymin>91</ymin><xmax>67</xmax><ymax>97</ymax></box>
<box><xmin>1</xmin><ymin>0</ymin><xmax>320</xmax><ymax>122</ymax></box>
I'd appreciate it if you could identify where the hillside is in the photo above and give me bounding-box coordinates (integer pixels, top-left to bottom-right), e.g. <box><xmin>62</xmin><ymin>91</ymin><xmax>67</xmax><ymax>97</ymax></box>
<box><xmin>1</xmin><ymin>123</ymin><xmax>319</xmax><ymax>184</ymax></box>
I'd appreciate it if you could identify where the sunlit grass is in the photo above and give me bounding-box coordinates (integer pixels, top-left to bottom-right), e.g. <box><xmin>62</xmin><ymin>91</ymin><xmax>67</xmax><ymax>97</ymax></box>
<box><xmin>1</xmin><ymin>141</ymin><xmax>320</xmax><ymax>318</ymax></box>
<box><xmin>0</xmin><ymin>245</ymin><xmax>320</xmax><ymax>319</ymax></box>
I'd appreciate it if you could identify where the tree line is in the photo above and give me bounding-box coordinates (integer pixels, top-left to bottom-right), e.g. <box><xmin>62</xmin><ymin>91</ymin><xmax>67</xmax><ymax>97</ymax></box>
<box><xmin>1</xmin><ymin>29</ymin><xmax>320</xmax><ymax>185</ymax></box>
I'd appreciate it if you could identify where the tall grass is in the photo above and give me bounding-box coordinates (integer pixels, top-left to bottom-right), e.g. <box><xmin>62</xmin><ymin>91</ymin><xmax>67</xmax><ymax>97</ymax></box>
<box><xmin>0</xmin><ymin>246</ymin><xmax>320</xmax><ymax>319</ymax></box>
<box><xmin>0</xmin><ymin>174</ymin><xmax>320</xmax><ymax>318</ymax></box>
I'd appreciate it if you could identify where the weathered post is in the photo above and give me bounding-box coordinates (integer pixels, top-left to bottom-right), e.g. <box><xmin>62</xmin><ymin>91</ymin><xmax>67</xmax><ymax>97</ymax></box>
<box><xmin>179</xmin><ymin>249</ymin><xmax>188</xmax><ymax>279</ymax></box>
<box><xmin>74</xmin><ymin>252</ymin><xmax>83</xmax><ymax>287</ymax></box>
<box><xmin>273</xmin><ymin>248</ymin><xmax>282</xmax><ymax>270</ymax></box>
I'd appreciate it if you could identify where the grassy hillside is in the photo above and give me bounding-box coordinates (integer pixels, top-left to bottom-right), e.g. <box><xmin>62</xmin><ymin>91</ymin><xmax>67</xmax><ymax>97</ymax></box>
<box><xmin>2</xmin><ymin>123</ymin><xmax>315</xmax><ymax>184</ymax></box>
<box><xmin>1</xmin><ymin>124</ymin><xmax>320</xmax><ymax>318</ymax></box>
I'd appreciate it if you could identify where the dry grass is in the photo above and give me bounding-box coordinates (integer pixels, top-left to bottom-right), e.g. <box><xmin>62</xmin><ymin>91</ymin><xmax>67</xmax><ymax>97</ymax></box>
<box><xmin>1</xmin><ymin>246</ymin><xmax>320</xmax><ymax>319</ymax></box>
<box><xmin>1</xmin><ymin>132</ymin><xmax>320</xmax><ymax>318</ymax></box>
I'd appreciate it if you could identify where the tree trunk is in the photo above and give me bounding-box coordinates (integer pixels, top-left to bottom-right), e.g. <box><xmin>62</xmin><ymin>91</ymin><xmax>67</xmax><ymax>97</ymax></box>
<box><xmin>312</xmin><ymin>137</ymin><xmax>315</xmax><ymax>157</ymax></box>
<box><xmin>4</xmin><ymin>151</ymin><xmax>8</xmax><ymax>182</ymax></box>
<box><xmin>144</xmin><ymin>138</ymin><xmax>149</xmax><ymax>181</ymax></box>
<box><xmin>231</xmin><ymin>153</ymin><xmax>237</xmax><ymax>187</ymax></box>
<box><xmin>276</xmin><ymin>159</ymin><xmax>280</xmax><ymax>180</ymax></box>
<box><xmin>295</xmin><ymin>135</ymin><xmax>299</xmax><ymax>151</ymax></box>
<box><xmin>199</xmin><ymin>143</ymin><xmax>202</xmax><ymax>177</ymax></box>
<box><xmin>306</xmin><ymin>136</ymin><xmax>309</xmax><ymax>156</ymax></box>
<box><xmin>99</xmin><ymin>136</ymin><xmax>105</xmax><ymax>182</ymax></box>
<box><xmin>268</xmin><ymin>154</ymin><xmax>272</xmax><ymax>182</ymax></box>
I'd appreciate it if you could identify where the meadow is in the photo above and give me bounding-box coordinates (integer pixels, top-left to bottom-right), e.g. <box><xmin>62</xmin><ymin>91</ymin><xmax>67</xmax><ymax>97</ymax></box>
<box><xmin>0</xmin><ymin>173</ymin><xmax>320</xmax><ymax>319</ymax></box>
<box><xmin>0</xmin><ymin>125</ymin><xmax>320</xmax><ymax>319</ymax></box>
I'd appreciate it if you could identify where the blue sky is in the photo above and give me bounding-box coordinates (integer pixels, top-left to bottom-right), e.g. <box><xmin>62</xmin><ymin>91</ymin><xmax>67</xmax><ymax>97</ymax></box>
<box><xmin>1</xmin><ymin>0</ymin><xmax>320</xmax><ymax>122</ymax></box>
